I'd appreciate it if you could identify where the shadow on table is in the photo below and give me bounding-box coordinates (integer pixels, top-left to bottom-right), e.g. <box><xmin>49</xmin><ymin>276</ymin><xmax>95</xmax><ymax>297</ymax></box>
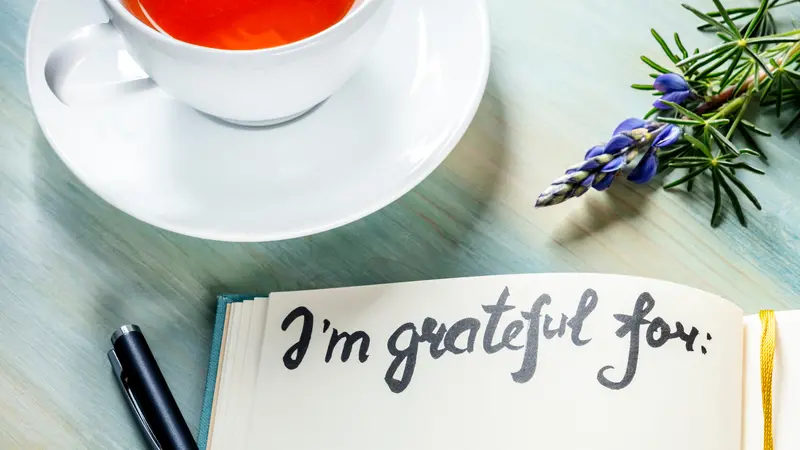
<box><xmin>28</xmin><ymin>70</ymin><xmax>513</xmax><ymax>311</ymax></box>
<box><xmin>549</xmin><ymin>180</ymin><xmax>658</xmax><ymax>245</ymax></box>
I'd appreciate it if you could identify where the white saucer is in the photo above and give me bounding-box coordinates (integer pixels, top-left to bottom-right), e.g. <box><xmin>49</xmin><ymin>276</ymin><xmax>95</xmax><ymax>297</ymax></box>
<box><xmin>26</xmin><ymin>0</ymin><xmax>490</xmax><ymax>242</ymax></box>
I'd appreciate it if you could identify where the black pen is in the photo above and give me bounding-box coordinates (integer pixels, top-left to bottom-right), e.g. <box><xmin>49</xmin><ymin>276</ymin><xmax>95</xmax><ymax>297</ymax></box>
<box><xmin>107</xmin><ymin>325</ymin><xmax>198</xmax><ymax>450</ymax></box>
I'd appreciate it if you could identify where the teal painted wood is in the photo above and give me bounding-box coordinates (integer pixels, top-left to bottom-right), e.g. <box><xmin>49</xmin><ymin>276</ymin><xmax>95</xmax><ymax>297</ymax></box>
<box><xmin>2</xmin><ymin>0</ymin><xmax>800</xmax><ymax>448</ymax></box>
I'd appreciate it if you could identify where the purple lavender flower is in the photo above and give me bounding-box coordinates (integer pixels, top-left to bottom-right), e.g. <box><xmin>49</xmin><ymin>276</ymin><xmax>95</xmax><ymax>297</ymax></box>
<box><xmin>627</xmin><ymin>124</ymin><xmax>681</xmax><ymax>184</ymax></box>
<box><xmin>653</xmin><ymin>73</ymin><xmax>692</xmax><ymax>110</ymax></box>
<box><xmin>535</xmin><ymin>119</ymin><xmax>682</xmax><ymax>207</ymax></box>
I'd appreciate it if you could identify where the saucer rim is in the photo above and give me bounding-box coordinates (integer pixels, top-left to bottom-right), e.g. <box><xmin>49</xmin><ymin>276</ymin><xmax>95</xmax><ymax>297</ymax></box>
<box><xmin>25</xmin><ymin>0</ymin><xmax>491</xmax><ymax>242</ymax></box>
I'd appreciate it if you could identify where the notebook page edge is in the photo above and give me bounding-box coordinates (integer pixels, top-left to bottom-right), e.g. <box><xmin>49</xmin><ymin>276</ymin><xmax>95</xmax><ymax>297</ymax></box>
<box><xmin>208</xmin><ymin>302</ymin><xmax>243</xmax><ymax>450</ymax></box>
<box><xmin>227</xmin><ymin>300</ymin><xmax>256</xmax><ymax>450</ymax></box>
<box><xmin>218</xmin><ymin>301</ymin><xmax>253</xmax><ymax>448</ymax></box>
<box><xmin>245</xmin><ymin>296</ymin><xmax>276</xmax><ymax>446</ymax></box>
<box><xmin>241</xmin><ymin>297</ymin><xmax>270</xmax><ymax>449</ymax></box>
<box><xmin>205</xmin><ymin>302</ymin><xmax>233</xmax><ymax>450</ymax></box>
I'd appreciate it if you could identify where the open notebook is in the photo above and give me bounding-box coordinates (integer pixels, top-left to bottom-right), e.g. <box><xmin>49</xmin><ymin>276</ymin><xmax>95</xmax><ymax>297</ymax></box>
<box><xmin>197</xmin><ymin>274</ymin><xmax>799</xmax><ymax>450</ymax></box>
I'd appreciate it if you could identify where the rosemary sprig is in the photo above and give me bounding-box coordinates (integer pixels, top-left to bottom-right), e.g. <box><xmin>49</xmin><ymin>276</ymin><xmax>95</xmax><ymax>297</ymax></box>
<box><xmin>536</xmin><ymin>0</ymin><xmax>800</xmax><ymax>227</ymax></box>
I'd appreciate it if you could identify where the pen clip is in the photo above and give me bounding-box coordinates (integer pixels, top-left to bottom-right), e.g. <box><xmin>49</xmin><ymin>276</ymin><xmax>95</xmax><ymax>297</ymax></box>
<box><xmin>108</xmin><ymin>350</ymin><xmax>162</xmax><ymax>450</ymax></box>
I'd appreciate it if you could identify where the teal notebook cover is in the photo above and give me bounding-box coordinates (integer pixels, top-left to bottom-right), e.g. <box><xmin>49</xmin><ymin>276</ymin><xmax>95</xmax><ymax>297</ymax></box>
<box><xmin>197</xmin><ymin>294</ymin><xmax>255</xmax><ymax>450</ymax></box>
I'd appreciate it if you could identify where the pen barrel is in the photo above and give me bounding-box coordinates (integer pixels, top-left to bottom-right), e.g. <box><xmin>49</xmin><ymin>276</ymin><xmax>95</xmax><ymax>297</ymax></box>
<box><xmin>113</xmin><ymin>329</ymin><xmax>198</xmax><ymax>450</ymax></box>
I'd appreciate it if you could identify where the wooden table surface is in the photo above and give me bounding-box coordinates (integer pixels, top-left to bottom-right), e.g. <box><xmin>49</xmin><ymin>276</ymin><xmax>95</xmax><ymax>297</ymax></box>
<box><xmin>2</xmin><ymin>0</ymin><xmax>800</xmax><ymax>448</ymax></box>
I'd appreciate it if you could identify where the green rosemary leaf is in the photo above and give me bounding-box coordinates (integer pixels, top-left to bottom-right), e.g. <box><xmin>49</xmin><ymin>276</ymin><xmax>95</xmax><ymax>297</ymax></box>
<box><xmin>735</xmin><ymin>25</ymin><xmax>746</xmax><ymax>39</ymax></box>
<box><xmin>776</xmin><ymin>74</ymin><xmax>784</xmax><ymax>117</ymax></box>
<box><xmin>781</xmin><ymin>108</ymin><xmax>800</xmax><ymax>134</ymax></box>
<box><xmin>743</xmin><ymin>46</ymin><xmax>774</xmax><ymax>81</ymax></box>
<box><xmin>732</xmin><ymin>61</ymin><xmax>754</xmax><ymax>95</ymax></box>
<box><xmin>760</xmin><ymin>71</ymin><xmax>777</xmax><ymax>99</ymax></box>
<box><xmin>753</xmin><ymin>16</ymin><xmax>767</xmax><ymax>50</ymax></box>
<box><xmin>746</xmin><ymin>36</ymin><xmax>800</xmax><ymax>44</ymax></box>
<box><xmin>741</xmin><ymin>119</ymin><xmax>772</xmax><ymax>136</ymax></box>
<box><xmin>657</xmin><ymin>161</ymin><xmax>672</xmax><ymax>174</ymax></box>
<box><xmin>710</xmin><ymin>169</ymin><xmax>723</xmax><ymax>227</ymax></box>
<box><xmin>708</xmin><ymin>119</ymin><xmax>731</xmax><ymax>126</ymax></box>
<box><xmin>720</xmin><ymin>49</ymin><xmax>744</xmax><ymax>88</ymax></box>
<box><xmin>707</xmin><ymin>6</ymin><xmax>758</xmax><ymax>16</ymax></box>
<box><xmin>649</xmin><ymin>73</ymin><xmax>660</xmax><ymax>79</ymax></box>
<box><xmin>684</xmin><ymin>59</ymin><xmax>712</xmax><ymax>77</ymax></box>
<box><xmin>651</xmin><ymin>29</ymin><xmax>679</xmax><ymax>63</ymax></box>
<box><xmin>709</xmin><ymin>125</ymin><xmax>740</xmax><ymax>154</ymax></box>
<box><xmin>685</xmin><ymin>48</ymin><xmax>739</xmax><ymax>76</ymax></box>
<box><xmin>664</xmin><ymin>165</ymin><xmax>710</xmax><ymax>189</ymax></box>
<box><xmin>704</xmin><ymin>70</ymin><xmax>729</xmax><ymax>78</ymax></box>
<box><xmin>643</xmin><ymin>107</ymin><xmax>660</xmax><ymax>119</ymax></box>
<box><xmin>631</xmin><ymin>83</ymin><xmax>656</xmax><ymax>90</ymax></box>
<box><xmin>712</xmin><ymin>0</ymin><xmax>742</xmax><ymax>38</ymax></box>
<box><xmin>698</xmin><ymin>47</ymin><xmax>740</xmax><ymax>79</ymax></box>
<box><xmin>764</xmin><ymin>90</ymin><xmax>800</xmax><ymax>105</ymax></box>
<box><xmin>704</xmin><ymin>12</ymin><xmax>756</xmax><ymax>33</ymax></box>
<box><xmin>657</xmin><ymin>144</ymin><xmax>691</xmax><ymax>158</ymax></box>
<box><xmin>716</xmin><ymin>170</ymin><xmax>747</xmax><ymax>226</ymax></box>
<box><xmin>729</xmin><ymin>60</ymin><xmax>752</xmax><ymax>82</ymax></box>
<box><xmin>717</xmin><ymin>32</ymin><xmax>734</xmax><ymax>42</ymax></box>
<box><xmin>672</xmin><ymin>156</ymin><xmax>714</xmax><ymax>163</ymax></box>
<box><xmin>685</xmin><ymin>134</ymin><xmax>713</xmax><ymax>157</ymax></box>
<box><xmin>683</xmin><ymin>3</ymin><xmax>736</xmax><ymax>37</ymax></box>
<box><xmin>786</xmin><ymin>48</ymin><xmax>800</xmax><ymax>66</ymax></box>
<box><xmin>674</xmin><ymin>33</ymin><xmax>688</xmax><ymax>59</ymax></box>
<box><xmin>719</xmin><ymin>166</ymin><xmax>762</xmax><ymax>209</ymax></box>
<box><xmin>680</xmin><ymin>149</ymin><xmax>704</xmax><ymax>160</ymax></box>
<box><xmin>660</xmin><ymin>100</ymin><xmax>705</xmax><ymax>121</ymax></box>
<box><xmin>760</xmin><ymin>88</ymin><xmax>781</xmax><ymax>102</ymax></box>
<box><xmin>768</xmin><ymin>12</ymin><xmax>778</xmax><ymax>34</ymax></box>
<box><xmin>744</xmin><ymin>0</ymin><xmax>770</xmax><ymax>38</ymax></box>
<box><xmin>688</xmin><ymin>178</ymin><xmax>695</xmax><ymax>191</ymax></box>
<box><xmin>721</xmin><ymin>161</ymin><xmax>766</xmax><ymax>174</ymax></box>
<box><xmin>677</xmin><ymin>41</ymin><xmax>737</xmax><ymax>67</ymax></box>
<box><xmin>641</xmin><ymin>56</ymin><xmax>669</xmax><ymax>74</ymax></box>
<box><xmin>739</xmin><ymin>148</ymin><xmax>762</xmax><ymax>156</ymax></box>
<box><xmin>784</xmin><ymin>68</ymin><xmax>800</xmax><ymax>80</ymax></box>
<box><xmin>669</xmin><ymin>161</ymin><xmax>708</xmax><ymax>168</ymax></box>
<box><xmin>753</xmin><ymin>63</ymin><xmax>761</xmax><ymax>91</ymax></box>
<box><xmin>784</xmin><ymin>73</ymin><xmax>800</xmax><ymax>95</ymax></box>
<box><xmin>700</xmin><ymin>11</ymin><xmax>749</xmax><ymax>30</ymax></box>
<box><xmin>759</xmin><ymin>11</ymin><xmax>775</xmax><ymax>38</ymax></box>
<box><xmin>726</xmin><ymin>93</ymin><xmax>752</xmax><ymax>138</ymax></box>
<box><xmin>737</xmin><ymin>127</ymin><xmax>767</xmax><ymax>159</ymax></box>
<box><xmin>657</xmin><ymin>117</ymin><xmax>704</xmax><ymax>125</ymax></box>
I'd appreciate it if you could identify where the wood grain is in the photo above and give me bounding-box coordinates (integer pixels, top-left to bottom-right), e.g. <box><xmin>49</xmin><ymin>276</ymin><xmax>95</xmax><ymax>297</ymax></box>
<box><xmin>1</xmin><ymin>0</ymin><xmax>800</xmax><ymax>448</ymax></box>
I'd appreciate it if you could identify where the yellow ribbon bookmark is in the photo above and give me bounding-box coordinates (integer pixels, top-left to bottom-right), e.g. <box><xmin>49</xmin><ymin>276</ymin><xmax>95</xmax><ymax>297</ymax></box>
<box><xmin>760</xmin><ymin>309</ymin><xmax>776</xmax><ymax>450</ymax></box>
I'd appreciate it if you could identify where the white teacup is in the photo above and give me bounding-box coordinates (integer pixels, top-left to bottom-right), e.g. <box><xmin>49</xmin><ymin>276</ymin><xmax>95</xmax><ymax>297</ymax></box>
<box><xmin>83</xmin><ymin>0</ymin><xmax>392</xmax><ymax>125</ymax></box>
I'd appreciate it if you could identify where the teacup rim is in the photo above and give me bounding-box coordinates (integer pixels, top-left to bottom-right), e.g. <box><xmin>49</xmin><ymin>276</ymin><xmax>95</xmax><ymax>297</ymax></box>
<box><xmin>103</xmin><ymin>0</ymin><xmax>378</xmax><ymax>55</ymax></box>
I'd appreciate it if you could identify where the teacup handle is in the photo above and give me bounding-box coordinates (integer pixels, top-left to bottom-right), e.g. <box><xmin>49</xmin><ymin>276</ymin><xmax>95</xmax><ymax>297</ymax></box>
<box><xmin>44</xmin><ymin>21</ymin><xmax>155</xmax><ymax>106</ymax></box>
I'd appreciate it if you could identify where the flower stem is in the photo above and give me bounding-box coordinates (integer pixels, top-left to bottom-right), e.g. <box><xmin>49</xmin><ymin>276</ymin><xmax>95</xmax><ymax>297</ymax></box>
<box><xmin>726</xmin><ymin>92</ymin><xmax>753</xmax><ymax>138</ymax></box>
<box><xmin>711</xmin><ymin>94</ymin><xmax>748</xmax><ymax>119</ymax></box>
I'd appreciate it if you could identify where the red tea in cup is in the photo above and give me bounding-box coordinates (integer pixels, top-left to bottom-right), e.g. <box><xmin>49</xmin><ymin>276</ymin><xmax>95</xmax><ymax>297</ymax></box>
<box><xmin>121</xmin><ymin>0</ymin><xmax>357</xmax><ymax>50</ymax></box>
